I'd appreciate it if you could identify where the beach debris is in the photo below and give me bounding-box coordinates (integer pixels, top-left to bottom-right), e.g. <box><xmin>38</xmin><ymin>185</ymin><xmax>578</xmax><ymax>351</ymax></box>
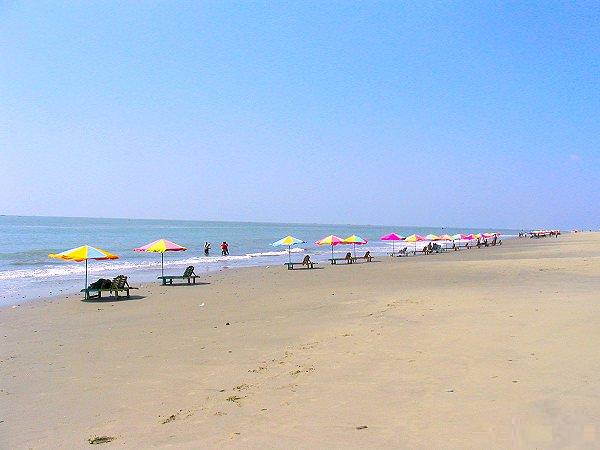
<box><xmin>159</xmin><ymin>409</ymin><xmax>192</xmax><ymax>424</ymax></box>
<box><xmin>446</xmin><ymin>389</ymin><xmax>455</xmax><ymax>393</ymax></box>
<box><xmin>226</xmin><ymin>395</ymin><xmax>245</xmax><ymax>406</ymax></box>
<box><xmin>233</xmin><ymin>383</ymin><xmax>251</xmax><ymax>391</ymax></box>
<box><xmin>88</xmin><ymin>435</ymin><xmax>115</xmax><ymax>445</ymax></box>
<box><xmin>290</xmin><ymin>365</ymin><xmax>314</xmax><ymax>376</ymax></box>
<box><xmin>214</xmin><ymin>411</ymin><xmax>227</xmax><ymax>416</ymax></box>
<box><xmin>356</xmin><ymin>425</ymin><xmax>368</xmax><ymax>430</ymax></box>
<box><xmin>248</xmin><ymin>365</ymin><xmax>267</xmax><ymax>373</ymax></box>
<box><xmin>161</xmin><ymin>414</ymin><xmax>177</xmax><ymax>424</ymax></box>
<box><xmin>226</xmin><ymin>322</ymin><xmax>230</xmax><ymax>326</ymax></box>
<box><xmin>198</xmin><ymin>303</ymin><xmax>205</xmax><ymax>307</ymax></box>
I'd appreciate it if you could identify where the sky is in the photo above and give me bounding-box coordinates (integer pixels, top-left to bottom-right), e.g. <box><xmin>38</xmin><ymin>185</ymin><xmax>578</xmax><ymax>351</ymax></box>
<box><xmin>1</xmin><ymin>1</ymin><xmax>598</xmax><ymax>230</ymax></box>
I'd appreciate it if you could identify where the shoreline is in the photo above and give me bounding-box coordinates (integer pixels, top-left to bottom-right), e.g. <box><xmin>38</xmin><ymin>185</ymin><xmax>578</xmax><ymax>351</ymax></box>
<box><xmin>1</xmin><ymin>236</ymin><xmax>520</xmax><ymax>307</ymax></box>
<box><xmin>2</xmin><ymin>233</ymin><xmax>599</xmax><ymax>448</ymax></box>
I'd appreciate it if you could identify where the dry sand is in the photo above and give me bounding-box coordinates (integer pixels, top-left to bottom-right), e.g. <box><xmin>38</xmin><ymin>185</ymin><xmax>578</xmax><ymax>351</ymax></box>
<box><xmin>2</xmin><ymin>233</ymin><xmax>600</xmax><ymax>449</ymax></box>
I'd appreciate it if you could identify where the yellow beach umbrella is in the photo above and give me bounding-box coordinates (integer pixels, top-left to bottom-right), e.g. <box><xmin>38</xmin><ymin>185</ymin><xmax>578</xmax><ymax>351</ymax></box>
<box><xmin>49</xmin><ymin>245</ymin><xmax>119</xmax><ymax>298</ymax></box>
<box><xmin>342</xmin><ymin>235</ymin><xmax>368</xmax><ymax>258</ymax></box>
<box><xmin>404</xmin><ymin>234</ymin><xmax>425</xmax><ymax>254</ymax></box>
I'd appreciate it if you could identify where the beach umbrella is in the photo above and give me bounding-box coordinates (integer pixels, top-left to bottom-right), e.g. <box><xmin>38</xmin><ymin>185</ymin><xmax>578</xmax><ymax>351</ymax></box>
<box><xmin>272</xmin><ymin>235</ymin><xmax>305</xmax><ymax>264</ymax></box>
<box><xmin>133</xmin><ymin>239</ymin><xmax>187</xmax><ymax>279</ymax></box>
<box><xmin>315</xmin><ymin>235</ymin><xmax>344</xmax><ymax>261</ymax></box>
<box><xmin>404</xmin><ymin>234</ymin><xmax>425</xmax><ymax>254</ymax></box>
<box><xmin>342</xmin><ymin>235</ymin><xmax>368</xmax><ymax>258</ymax></box>
<box><xmin>450</xmin><ymin>233</ymin><xmax>463</xmax><ymax>248</ymax></box>
<box><xmin>438</xmin><ymin>234</ymin><xmax>453</xmax><ymax>250</ymax></box>
<box><xmin>380</xmin><ymin>233</ymin><xmax>404</xmax><ymax>253</ymax></box>
<box><xmin>48</xmin><ymin>245</ymin><xmax>119</xmax><ymax>298</ymax></box>
<box><xmin>425</xmin><ymin>234</ymin><xmax>441</xmax><ymax>241</ymax></box>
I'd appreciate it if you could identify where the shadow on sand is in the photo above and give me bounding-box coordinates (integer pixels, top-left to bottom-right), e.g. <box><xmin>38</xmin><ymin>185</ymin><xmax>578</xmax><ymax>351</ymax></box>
<box><xmin>81</xmin><ymin>294</ymin><xmax>146</xmax><ymax>303</ymax></box>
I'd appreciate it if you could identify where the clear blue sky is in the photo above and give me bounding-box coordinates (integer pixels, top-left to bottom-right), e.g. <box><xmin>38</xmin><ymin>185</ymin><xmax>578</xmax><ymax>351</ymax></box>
<box><xmin>1</xmin><ymin>1</ymin><xmax>598</xmax><ymax>229</ymax></box>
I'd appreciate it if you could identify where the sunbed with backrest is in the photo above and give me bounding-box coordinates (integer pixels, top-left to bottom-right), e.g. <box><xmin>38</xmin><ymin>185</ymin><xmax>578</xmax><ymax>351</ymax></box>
<box><xmin>158</xmin><ymin>266</ymin><xmax>201</xmax><ymax>285</ymax></box>
<box><xmin>392</xmin><ymin>247</ymin><xmax>408</xmax><ymax>257</ymax></box>
<box><xmin>352</xmin><ymin>251</ymin><xmax>374</xmax><ymax>263</ymax></box>
<box><xmin>284</xmin><ymin>255</ymin><xmax>318</xmax><ymax>270</ymax></box>
<box><xmin>329</xmin><ymin>252</ymin><xmax>353</xmax><ymax>265</ymax></box>
<box><xmin>81</xmin><ymin>275</ymin><xmax>138</xmax><ymax>299</ymax></box>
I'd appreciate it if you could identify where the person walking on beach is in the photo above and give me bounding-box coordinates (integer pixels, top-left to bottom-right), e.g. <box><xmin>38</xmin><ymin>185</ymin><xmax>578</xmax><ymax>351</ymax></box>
<box><xmin>220</xmin><ymin>241</ymin><xmax>229</xmax><ymax>256</ymax></box>
<box><xmin>204</xmin><ymin>242</ymin><xmax>211</xmax><ymax>256</ymax></box>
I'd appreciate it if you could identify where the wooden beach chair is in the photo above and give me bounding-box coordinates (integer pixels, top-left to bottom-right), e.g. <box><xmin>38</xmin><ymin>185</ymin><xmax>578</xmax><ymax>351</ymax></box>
<box><xmin>392</xmin><ymin>247</ymin><xmax>408</xmax><ymax>257</ymax></box>
<box><xmin>82</xmin><ymin>275</ymin><xmax>138</xmax><ymax>299</ymax></box>
<box><xmin>352</xmin><ymin>251</ymin><xmax>374</xmax><ymax>263</ymax></box>
<box><xmin>284</xmin><ymin>255</ymin><xmax>318</xmax><ymax>270</ymax></box>
<box><xmin>158</xmin><ymin>266</ymin><xmax>201</xmax><ymax>285</ymax></box>
<box><xmin>329</xmin><ymin>252</ymin><xmax>353</xmax><ymax>265</ymax></box>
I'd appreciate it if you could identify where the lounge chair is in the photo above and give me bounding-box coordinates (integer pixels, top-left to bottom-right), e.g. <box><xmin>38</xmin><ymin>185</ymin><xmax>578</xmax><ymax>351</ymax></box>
<box><xmin>158</xmin><ymin>265</ymin><xmax>201</xmax><ymax>285</ymax></box>
<box><xmin>431</xmin><ymin>243</ymin><xmax>443</xmax><ymax>253</ymax></box>
<box><xmin>284</xmin><ymin>255</ymin><xmax>318</xmax><ymax>270</ymax></box>
<box><xmin>329</xmin><ymin>252</ymin><xmax>353</xmax><ymax>265</ymax></box>
<box><xmin>81</xmin><ymin>275</ymin><xmax>138</xmax><ymax>299</ymax></box>
<box><xmin>352</xmin><ymin>251</ymin><xmax>373</xmax><ymax>263</ymax></box>
<box><xmin>392</xmin><ymin>247</ymin><xmax>408</xmax><ymax>257</ymax></box>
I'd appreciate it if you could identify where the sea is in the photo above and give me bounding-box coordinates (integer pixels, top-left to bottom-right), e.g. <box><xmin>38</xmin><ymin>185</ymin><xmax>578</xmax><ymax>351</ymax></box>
<box><xmin>0</xmin><ymin>216</ymin><xmax>520</xmax><ymax>306</ymax></box>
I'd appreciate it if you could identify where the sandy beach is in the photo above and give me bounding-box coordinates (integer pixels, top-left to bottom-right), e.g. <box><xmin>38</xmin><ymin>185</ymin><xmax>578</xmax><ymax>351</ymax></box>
<box><xmin>2</xmin><ymin>233</ymin><xmax>600</xmax><ymax>449</ymax></box>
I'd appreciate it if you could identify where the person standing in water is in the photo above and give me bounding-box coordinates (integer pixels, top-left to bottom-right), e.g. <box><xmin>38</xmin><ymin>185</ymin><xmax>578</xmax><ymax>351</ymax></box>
<box><xmin>204</xmin><ymin>242</ymin><xmax>211</xmax><ymax>256</ymax></box>
<box><xmin>220</xmin><ymin>241</ymin><xmax>229</xmax><ymax>256</ymax></box>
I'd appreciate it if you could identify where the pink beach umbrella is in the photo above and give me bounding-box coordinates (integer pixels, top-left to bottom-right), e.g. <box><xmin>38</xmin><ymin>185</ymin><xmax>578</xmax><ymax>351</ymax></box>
<box><xmin>133</xmin><ymin>239</ymin><xmax>187</xmax><ymax>279</ymax></box>
<box><xmin>380</xmin><ymin>233</ymin><xmax>404</xmax><ymax>254</ymax></box>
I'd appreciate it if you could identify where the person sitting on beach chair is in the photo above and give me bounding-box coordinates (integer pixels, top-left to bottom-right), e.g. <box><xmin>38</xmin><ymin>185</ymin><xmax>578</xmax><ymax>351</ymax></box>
<box><xmin>285</xmin><ymin>254</ymin><xmax>317</xmax><ymax>270</ymax></box>
<box><xmin>353</xmin><ymin>251</ymin><xmax>373</xmax><ymax>262</ymax></box>
<box><xmin>345</xmin><ymin>252</ymin><xmax>353</xmax><ymax>263</ymax></box>
<box><xmin>302</xmin><ymin>255</ymin><xmax>312</xmax><ymax>268</ymax></box>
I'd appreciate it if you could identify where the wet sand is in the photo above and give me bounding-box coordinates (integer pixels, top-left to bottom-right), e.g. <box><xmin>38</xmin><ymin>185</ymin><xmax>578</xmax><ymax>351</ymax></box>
<box><xmin>2</xmin><ymin>233</ymin><xmax>600</xmax><ymax>449</ymax></box>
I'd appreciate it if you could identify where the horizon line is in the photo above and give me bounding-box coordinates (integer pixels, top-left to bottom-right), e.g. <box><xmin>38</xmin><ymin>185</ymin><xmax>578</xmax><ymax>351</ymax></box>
<box><xmin>0</xmin><ymin>213</ymin><xmax>528</xmax><ymax>232</ymax></box>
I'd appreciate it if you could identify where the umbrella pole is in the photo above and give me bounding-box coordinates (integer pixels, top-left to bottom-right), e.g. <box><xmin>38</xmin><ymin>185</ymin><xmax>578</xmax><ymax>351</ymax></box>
<box><xmin>288</xmin><ymin>245</ymin><xmax>291</xmax><ymax>264</ymax></box>
<box><xmin>161</xmin><ymin>253</ymin><xmax>164</xmax><ymax>279</ymax></box>
<box><xmin>85</xmin><ymin>258</ymin><xmax>88</xmax><ymax>299</ymax></box>
<box><xmin>331</xmin><ymin>245</ymin><xmax>334</xmax><ymax>263</ymax></box>
<box><xmin>353</xmin><ymin>243</ymin><xmax>356</xmax><ymax>259</ymax></box>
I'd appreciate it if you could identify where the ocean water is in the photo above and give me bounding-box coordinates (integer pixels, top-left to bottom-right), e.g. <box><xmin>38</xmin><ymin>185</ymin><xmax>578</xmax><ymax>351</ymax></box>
<box><xmin>0</xmin><ymin>216</ymin><xmax>519</xmax><ymax>305</ymax></box>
